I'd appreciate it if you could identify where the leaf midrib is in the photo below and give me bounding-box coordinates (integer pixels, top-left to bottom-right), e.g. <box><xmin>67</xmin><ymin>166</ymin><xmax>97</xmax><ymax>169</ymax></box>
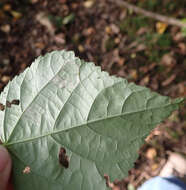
<box><xmin>4</xmin><ymin>102</ymin><xmax>174</xmax><ymax>147</ymax></box>
<box><xmin>5</xmin><ymin>61</ymin><xmax>116</xmax><ymax>146</ymax></box>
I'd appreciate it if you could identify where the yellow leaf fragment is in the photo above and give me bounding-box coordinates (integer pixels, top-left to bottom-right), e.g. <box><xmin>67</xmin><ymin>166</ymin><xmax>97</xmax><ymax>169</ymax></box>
<box><xmin>146</xmin><ymin>148</ymin><xmax>157</xmax><ymax>160</ymax></box>
<box><xmin>151</xmin><ymin>163</ymin><xmax>159</xmax><ymax>171</ymax></box>
<box><xmin>83</xmin><ymin>0</ymin><xmax>94</xmax><ymax>8</ymax></box>
<box><xmin>3</xmin><ymin>4</ymin><xmax>11</xmax><ymax>11</ymax></box>
<box><xmin>156</xmin><ymin>22</ymin><xmax>168</xmax><ymax>34</ymax></box>
<box><xmin>105</xmin><ymin>26</ymin><xmax>112</xmax><ymax>34</ymax></box>
<box><xmin>130</xmin><ymin>69</ymin><xmax>138</xmax><ymax>80</ymax></box>
<box><xmin>0</xmin><ymin>24</ymin><xmax>10</xmax><ymax>33</ymax></box>
<box><xmin>11</xmin><ymin>11</ymin><xmax>22</xmax><ymax>19</ymax></box>
<box><xmin>78</xmin><ymin>45</ymin><xmax>85</xmax><ymax>52</ymax></box>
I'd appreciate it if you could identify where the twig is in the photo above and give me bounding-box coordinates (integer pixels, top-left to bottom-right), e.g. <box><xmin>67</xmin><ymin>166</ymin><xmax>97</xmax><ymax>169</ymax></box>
<box><xmin>110</xmin><ymin>0</ymin><xmax>186</xmax><ymax>28</ymax></box>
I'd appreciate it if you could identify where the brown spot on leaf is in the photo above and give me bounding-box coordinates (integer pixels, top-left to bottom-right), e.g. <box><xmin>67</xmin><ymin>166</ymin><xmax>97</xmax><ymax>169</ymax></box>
<box><xmin>6</xmin><ymin>101</ymin><xmax>11</xmax><ymax>108</ymax></box>
<box><xmin>23</xmin><ymin>166</ymin><xmax>31</xmax><ymax>174</ymax></box>
<box><xmin>59</xmin><ymin>147</ymin><xmax>69</xmax><ymax>168</ymax></box>
<box><xmin>6</xmin><ymin>99</ymin><xmax>20</xmax><ymax>108</ymax></box>
<box><xmin>0</xmin><ymin>103</ymin><xmax>5</xmax><ymax>111</ymax></box>
<box><xmin>11</xmin><ymin>99</ymin><xmax>20</xmax><ymax>105</ymax></box>
<box><xmin>104</xmin><ymin>174</ymin><xmax>120</xmax><ymax>190</ymax></box>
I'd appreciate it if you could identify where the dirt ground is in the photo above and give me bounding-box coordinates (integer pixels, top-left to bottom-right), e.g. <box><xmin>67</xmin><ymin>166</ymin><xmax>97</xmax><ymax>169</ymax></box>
<box><xmin>0</xmin><ymin>0</ymin><xmax>185</xmax><ymax>189</ymax></box>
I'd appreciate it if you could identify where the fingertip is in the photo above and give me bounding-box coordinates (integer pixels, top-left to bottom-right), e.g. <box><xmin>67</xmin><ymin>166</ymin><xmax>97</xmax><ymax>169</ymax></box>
<box><xmin>0</xmin><ymin>146</ymin><xmax>11</xmax><ymax>171</ymax></box>
<box><xmin>0</xmin><ymin>145</ymin><xmax>12</xmax><ymax>190</ymax></box>
<box><xmin>7</xmin><ymin>181</ymin><xmax>14</xmax><ymax>190</ymax></box>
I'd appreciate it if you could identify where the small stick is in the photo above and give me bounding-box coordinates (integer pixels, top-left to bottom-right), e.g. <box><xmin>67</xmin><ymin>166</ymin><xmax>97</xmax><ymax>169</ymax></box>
<box><xmin>110</xmin><ymin>0</ymin><xmax>186</xmax><ymax>28</ymax></box>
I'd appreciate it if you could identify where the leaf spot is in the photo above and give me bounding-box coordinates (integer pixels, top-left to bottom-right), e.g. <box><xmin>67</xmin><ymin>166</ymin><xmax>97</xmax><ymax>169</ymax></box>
<box><xmin>23</xmin><ymin>166</ymin><xmax>31</xmax><ymax>174</ymax></box>
<box><xmin>6</xmin><ymin>101</ymin><xmax>11</xmax><ymax>108</ymax></box>
<box><xmin>104</xmin><ymin>174</ymin><xmax>121</xmax><ymax>190</ymax></box>
<box><xmin>59</xmin><ymin>147</ymin><xmax>69</xmax><ymax>168</ymax></box>
<box><xmin>0</xmin><ymin>103</ymin><xmax>5</xmax><ymax>111</ymax></box>
<box><xmin>11</xmin><ymin>99</ymin><xmax>20</xmax><ymax>105</ymax></box>
<box><xmin>6</xmin><ymin>99</ymin><xmax>20</xmax><ymax>108</ymax></box>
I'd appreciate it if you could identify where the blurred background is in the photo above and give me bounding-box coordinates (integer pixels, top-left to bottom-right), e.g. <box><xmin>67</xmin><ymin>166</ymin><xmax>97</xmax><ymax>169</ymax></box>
<box><xmin>0</xmin><ymin>0</ymin><xmax>185</xmax><ymax>189</ymax></box>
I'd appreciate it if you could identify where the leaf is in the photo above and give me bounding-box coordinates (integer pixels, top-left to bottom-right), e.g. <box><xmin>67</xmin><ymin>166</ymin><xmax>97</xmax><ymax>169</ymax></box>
<box><xmin>156</xmin><ymin>22</ymin><xmax>168</xmax><ymax>34</ymax></box>
<box><xmin>36</xmin><ymin>12</ymin><xmax>55</xmax><ymax>35</ymax></box>
<box><xmin>11</xmin><ymin>10</ymin><xmax>22</xmax><ymax>19</ymax></box>
<box><xmin>0</xmin><ymin>51</ymin><xmax>183</xmax><ymax>190</ymax></box>
<box><xmin>83</xmin><ymin>0</ymin><xmax>95</xmax><ymax>8</ymax></box>
<box><xmin>181</xmin><ymin>18</ymin><xmax>186</xmax><ymax>37</ymax></box>
<box><xmin>62</xmin><ymin>13</ymin><xmax>75</xmax><ymax>25</ymax></box>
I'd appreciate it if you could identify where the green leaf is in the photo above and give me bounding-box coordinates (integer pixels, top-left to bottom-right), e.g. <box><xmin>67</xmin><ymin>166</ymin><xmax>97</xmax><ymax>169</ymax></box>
<box><xmin>0</xmin><ymin>51</ymin><xmax>183</xmax><ymax>190</ymax></box>
<box><xmin>62</xmin><ymin>13</ymin><xmax>75</xmax><ymax>25</ymax></box>
<box><xmin>181</xmin><ymin>18</ymin><xmax>186</xmax><ymax>37</ymax></box>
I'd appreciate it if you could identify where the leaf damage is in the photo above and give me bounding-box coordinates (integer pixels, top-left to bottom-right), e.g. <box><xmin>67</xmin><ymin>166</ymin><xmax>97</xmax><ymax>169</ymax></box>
<box><xmin>23</xmin><ymin>166</ymin><xmax>31</xmax><ymax>174</ymax></box>
<box><xmin>0</xmin><ymin>103</ymin><xmax>5</xmax><ymax>111</ymax></box>
<box><xmin>6</xmin><ymin>99</ymin><xmax>20</xmax><ymax>108</ymax></box>
<box><xmin>59</xmin><ymin>147</ymin><xmax>69</xmax><ymax>169</ymax></box>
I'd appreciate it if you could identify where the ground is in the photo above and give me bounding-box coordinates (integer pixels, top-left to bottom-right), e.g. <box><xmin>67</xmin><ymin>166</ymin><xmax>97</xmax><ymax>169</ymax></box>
<box><xmin>0</xmin><ymin>0</ymin><xmax>185</xmax><ymax>189</ymax></box>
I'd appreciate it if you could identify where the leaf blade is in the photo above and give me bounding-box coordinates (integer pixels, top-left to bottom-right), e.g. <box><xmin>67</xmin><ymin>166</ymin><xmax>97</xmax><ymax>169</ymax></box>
<box><xmin>0</xmin><ymin>50</ymin><xmax>183</xmax><ymax>190</ymax></box>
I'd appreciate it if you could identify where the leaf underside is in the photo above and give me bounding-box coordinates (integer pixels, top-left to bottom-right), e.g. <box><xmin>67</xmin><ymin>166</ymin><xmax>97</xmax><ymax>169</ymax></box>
<box><xmin>0</xmin><ymin>51</ymin><xmax>182</xmax><ymax>190</ymax></box>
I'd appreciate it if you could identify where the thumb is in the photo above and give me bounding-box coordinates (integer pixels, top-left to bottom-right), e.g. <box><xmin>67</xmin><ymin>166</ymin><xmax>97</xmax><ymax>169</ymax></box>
<box><xmin>0</xmin><ymin>145</ymin><xmax>12</xmax><ymax>190</ymax></box>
